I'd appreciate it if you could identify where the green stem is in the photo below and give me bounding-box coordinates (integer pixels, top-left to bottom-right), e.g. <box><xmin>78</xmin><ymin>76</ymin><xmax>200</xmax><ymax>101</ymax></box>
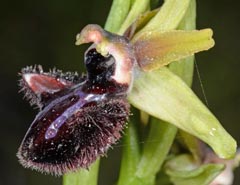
<box><xmin>105</xmin><ymin>0</ymin><xmax>132</xmax><ymax>33</ymax></box>
<box><xmin>135</xmin><ymin>118</ymin><xmax>177</xmax><ymax>185</ymax></box>
<box><xmin>117</xmin><ymin>115</ymin><xmax>141</xmax><ymax>185</ymax></box>
<box><xmin>118</xmin><ymin>0</ymin><xmax>150</xmax><ymax>35</ymax></box>
<box><xmin>63</xmin><ymin>159</ymin><xmax>100</xmax><ymax>185</ymax></box>
<box><xmin>140</xmin><ymin>0</ymin><xmax>191</xmax><ymax>32</ymax></box>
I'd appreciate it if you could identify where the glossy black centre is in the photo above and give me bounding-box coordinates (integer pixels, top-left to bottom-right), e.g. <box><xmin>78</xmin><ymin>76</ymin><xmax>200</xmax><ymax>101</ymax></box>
<box><xmin>85</xmin><ymin>48</ymin><xmax>115</xmax><ymax>82</ymax></box>
<box><xmin>83</xmin><ymin>48</ymin><xmax>128</xmax><ymax>95</ymax></box>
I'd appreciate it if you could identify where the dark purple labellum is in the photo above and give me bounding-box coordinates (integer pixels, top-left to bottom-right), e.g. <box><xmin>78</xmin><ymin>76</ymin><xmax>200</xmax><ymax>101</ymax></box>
<box><xmin>17</xmin><ymin>48</ymin><xmax>130</xmax><ymax>175</ymax></box>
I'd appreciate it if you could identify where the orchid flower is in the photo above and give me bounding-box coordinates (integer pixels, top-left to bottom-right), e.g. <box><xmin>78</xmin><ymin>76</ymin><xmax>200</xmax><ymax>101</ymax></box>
<box><xmin>63</xmin><ymin>0</ymin><xmax>239</xmax><ymax>184</ymax></box>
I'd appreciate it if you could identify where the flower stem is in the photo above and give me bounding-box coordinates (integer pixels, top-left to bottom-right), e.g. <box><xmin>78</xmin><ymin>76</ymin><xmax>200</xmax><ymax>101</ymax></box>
<box><xmin>118</xmin><ymin>0</ymin><xmax>150</xmax><ymax>35</ymax></box>
<box><xmin>117</xmin><ymin>112</ymin><xmax>141</xmax><ymax>185</ymax></box>
<box><xmin>63</xmin><ymin>159</ymin><xmax>100</xmax><ymax>185</ymax></box>
<box><xmin>135</xmin><ymin>118</ymin><xmax>177</xmax><ymax>184</ymax></box>
<box><xmin>105</xmin><ymin>0</ymin><xmax>131</xmax><ymax>33</ymax></box>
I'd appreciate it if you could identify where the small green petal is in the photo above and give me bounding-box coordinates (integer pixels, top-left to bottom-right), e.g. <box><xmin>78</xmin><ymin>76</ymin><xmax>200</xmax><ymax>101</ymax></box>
<box><xmin>118</xmin><ymin>0</ymin><xmax>151</xmax><ymax>35</ymax></box>
<box><xmin>132</xmin><ymin>29</ymin><xmax>215</xmax><ymax>71</ymax></box>
<box><xmin>138</xmin><ymin>0</ymin><xmax>190</xmax><ymax>32</ymax></box>
<box><xmin>104</xmin><ymin>0</ymin><xmax>131</xmax><ymax>33</ymax></box>
<box><xmin>165</xmin><ymin>154</ymin><xmax>224</xmax><ymax>185</ymax></box>
<box><xmin>124</xmin><ymin>9</ymin><xmax>158</xmax><ymax>39</ymax></box>
<box><xmin>128</xmin><ymin>67</ymin><xmax>237</xmax><ymax>159</ymax></box>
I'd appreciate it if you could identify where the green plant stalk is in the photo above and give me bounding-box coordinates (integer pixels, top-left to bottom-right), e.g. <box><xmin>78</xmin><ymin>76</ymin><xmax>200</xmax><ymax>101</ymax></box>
<box><xmin>138</xmin><ymin>0</ymin><xmax>191</xmax><ymax>33</ymax></box>
<box><xmin>135</xmin><ymin>118</ymin><xmax>177</xmax><ymax>185</ymax></box>
<box><xmin>117</xmin><ymin>118</ymin><xmax>141</xmax><ymax>185</ymax></box>
<box><xmin>63</xmin><ymin>159</ymin><xmax>100</xmax><ymax>185</ymax></box>
<box><xmin>118</xmin><ymin>0</ymin><xmax>151</xmax><ymax>35</ymax></box>
<box><xmin>105</xmin><ymin>0</ymin><xmax>131</xmax><ymax>33</ymax></box>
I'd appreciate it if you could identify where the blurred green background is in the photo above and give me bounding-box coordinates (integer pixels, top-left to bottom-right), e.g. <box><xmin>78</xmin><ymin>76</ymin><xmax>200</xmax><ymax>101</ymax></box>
<box><xmin>0</xmin><ymin>0</ymin><xmax>239</xmax><ymax>185</ymax></box>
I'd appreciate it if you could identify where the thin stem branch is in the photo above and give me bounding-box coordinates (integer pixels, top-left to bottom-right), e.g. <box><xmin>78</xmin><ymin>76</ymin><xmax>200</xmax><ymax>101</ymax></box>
<box><xmin>135</xmin><ymin>118</ymin><xmax>177</xmax><ymax>185</ymax></box>
<box><xmin>105</xmin><ymin>0</ymin><xmax>131</xmax><ymax>33</ymax></box>
<box><xmin>117</xmin><ymin>116</ymin><xmax>141</xmax><ymax>185</ymax></box>
<box><xmin>63</xmin><ymin>159</ymin><xmax>100</xmax><ymax>185</ymax></box>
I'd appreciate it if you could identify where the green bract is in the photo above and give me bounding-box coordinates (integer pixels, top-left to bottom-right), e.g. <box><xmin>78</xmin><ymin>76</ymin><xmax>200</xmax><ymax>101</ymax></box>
<box><xmin>128</xmin><ymin>67</ymin><xmax>236</xmax><ymax>159</ymax></box>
